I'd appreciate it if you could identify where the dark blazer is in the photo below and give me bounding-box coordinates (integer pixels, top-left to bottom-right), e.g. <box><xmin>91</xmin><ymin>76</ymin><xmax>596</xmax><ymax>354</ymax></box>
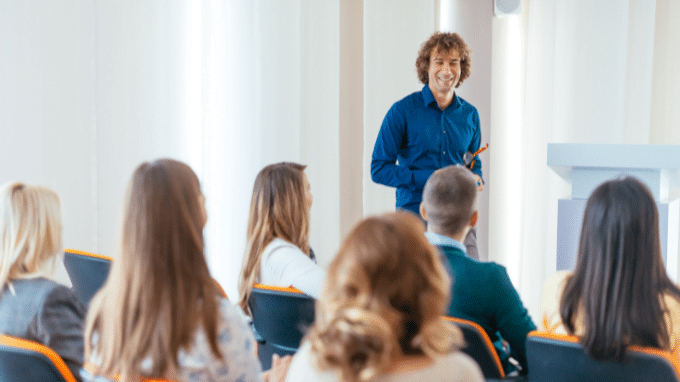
<box><xmin>438</xmin><ymin>244</ymin><xmax>536</xmax><ymax>374</ymax></box>
<box><xmin>0</xmin><ymin>277</ymin><xmax>86</xmax><ymax>381</ymax></box>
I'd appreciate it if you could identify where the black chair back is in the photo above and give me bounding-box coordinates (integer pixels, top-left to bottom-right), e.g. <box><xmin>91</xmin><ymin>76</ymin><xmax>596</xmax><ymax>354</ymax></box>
<box><xmin>444</xmin><ymin>316</ymin><xmax>505</xmax><ymax>379</ymax></box>
<box><xmin>0</xmin><ymin>335</ymin><xmax>76</xmax><ymax>382</ymax></box>
<box><xmin>527</xmin><ymin>331</ymin><xmax>680</xmax><ymax>382</ymax></box>
<box><xmin>249</xmin><ymin>284</ymin><xmax>315</xmax><ymax>369</ymax></box>
<box><xmin>63</xmin><ymin>249</ymin><xmax>112</xmax><ymax>306</ymax></box>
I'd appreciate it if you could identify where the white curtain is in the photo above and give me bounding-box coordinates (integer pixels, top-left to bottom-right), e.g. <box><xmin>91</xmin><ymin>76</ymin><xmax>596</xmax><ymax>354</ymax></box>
<box><xmin>0</xmin><ymin>1</ymin><xmax>343</xmax><ymax>299</ymax></box>
<box><xmin>199</xmin><ymin>0</ymin><xmax>341</xmax><ymax>299</ymax></box>
<box><xmin>490</xmin><ymin>0</ymin><xmax>680</xmax><ymax>317</ymax></box>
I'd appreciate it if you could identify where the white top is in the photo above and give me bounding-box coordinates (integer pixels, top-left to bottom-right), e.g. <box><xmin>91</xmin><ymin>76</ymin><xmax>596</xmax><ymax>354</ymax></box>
<box><xmin>285</xmin><ymin>342</ymin><xmax>484</xmax><ymax>382</ymax></box>
<box><xmin>258</xmin><ymin>238</ymin><xmax>325</xmax><ymax>298</ymax></box>
<box><xmin>83</xmin><ymin>299</ymin><xmax>263</xmax><ymax>382</ymax></box>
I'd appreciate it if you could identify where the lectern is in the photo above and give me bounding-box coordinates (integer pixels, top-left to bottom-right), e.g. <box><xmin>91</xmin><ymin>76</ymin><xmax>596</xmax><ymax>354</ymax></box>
<box><xmin>548</xmin><ymin>143</ymin><xmax>680</xmax><ymax>282</ymax></box>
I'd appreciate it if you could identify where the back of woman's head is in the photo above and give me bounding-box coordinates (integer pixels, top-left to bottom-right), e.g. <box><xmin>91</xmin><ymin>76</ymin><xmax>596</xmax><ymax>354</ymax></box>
<box><xmin>238</xmin><ymin>162</ymin><xmax>310</xmax><ymax>313</ymax></box>
<box><xmin>560</xmin><ymin>176</ymin><xmax>680</xmax><ymax>360</ymax></box>
<box><xmin>0</xmin><ymin>182</ymin><xmax>62</xmax><ymax>290</ymax></box>
<box><xmin>308</xmin><ymin>212</ymin><xmax>462</xmax><ymax>382</ymax></box>
<box><xmin>85</xmin><ymin>158</ymin><xmax>220</xmax><ymax>380</ymax></box>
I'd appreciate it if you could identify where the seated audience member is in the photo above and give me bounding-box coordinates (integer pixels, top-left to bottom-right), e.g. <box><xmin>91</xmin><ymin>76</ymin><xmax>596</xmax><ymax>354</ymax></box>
<box><xmin>285</xmin><ymin>212</ymin><xmax>484</xmax><ymax>382</ymax></box>
<box><xmin>420</xmin><ymin>165</ymin><xmax>535</xmax><ymax>374</ymax></box>
<box><xmin>82</xmin><ymin>159</ymin><xmax>289</xmax><ymax>382</ymax></box>
<box><xmin>0</xmin><ymin>182</ymin><xmax>86</xmax><ymax>381</ymax></box>
<box><xmin>238</xmin><ymin>162</ymin><xmax>325</xmax><ymax>315</ymax></box>
<box><xmin>540</xmin><ymin>176</ymin><xmax>680</xmax><ymax>360</ymax></box>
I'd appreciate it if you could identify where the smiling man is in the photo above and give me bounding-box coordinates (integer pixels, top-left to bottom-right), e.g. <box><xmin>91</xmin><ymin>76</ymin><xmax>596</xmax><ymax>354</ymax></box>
<box><xmin>371</xmin><ymin>32</ymin><xmax>484</xmax><ymax>259</ymax></box>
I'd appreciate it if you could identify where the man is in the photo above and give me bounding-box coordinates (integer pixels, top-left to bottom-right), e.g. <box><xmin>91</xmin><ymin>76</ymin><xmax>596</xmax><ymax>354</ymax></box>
<box><xmin>420</xmin><ymin>165</ymin><xmax>535</xmax><ymax>375</ymax></box>
<box><xmin>371</xmin><ymin>32</ymin><xmax>484</xmax><ymax>258</ymax></box>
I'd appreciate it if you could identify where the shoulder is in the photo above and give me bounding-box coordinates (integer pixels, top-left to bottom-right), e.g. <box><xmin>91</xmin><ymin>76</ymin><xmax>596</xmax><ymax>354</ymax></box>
<box><xmin>11</xmin><ymin>277</ymin><xmax>61</xmax><ymax>297</ymax></box>
<box><xmin>262</xmin><ymin>238</ymin><xmax>307</xmax><ymax>262</ymax></box>
<box><xmin>539</xmin><ymin>271</ymin><xmax>572</xmax><ymax>332</ymax></box>
<box><xmin>216</xmin><ymin>297</ymin><xmax>252</xmax><ymax>334</ymax></box>
<box><xmin>440</xmin><ymin>247</ymin><xmax>501</xmax><ymax>279</ymax></box>
<box><xmin>397</xmin><ymin>89</ymin><xmax>425</xmax><ymax>105</ymax></box>
<box><xmin>662</xmin><ymin>291</ymin><xmax>680</xmax><ymax>324</ymax></box>
<box><xmin>455</xmin><ymin>95</ymin><xmax>479</xmax><ymax>113</ymax></box>
<box><xmin>432</xmin><ymin>352</ymin><xmax>484</xmax><ymax>381</ymax></box>
<box><xmin>457</xmin><ymin>255</ymin><xmax>507</xmax><ymax>280</ymax></box>
<box><xmin>389</xmin><ymin>90</ymin><xmax>427</xmax><ymax>114</ymax></box>
<box><xmin>176</xmin><ymin>298</ymin><xmax>262</xmax><ymax>381</ymax></box>
<box><xmin>43</xmin><ymin>281</ymin><xmax>86</xmax><ymax>313</ymax></box>
<box><xmin>263</xmin><ymin>238</ymin><xmax>301</xmax><ymax>254</ymax></box>
<box><xmin>543</xmin><ymin>270</ymin><xmax>572</xmax><ymax>295</ymax></box>
<box><xmin>12</xmin><ymin>278</ymin><xmax>84</xmax><ymax>314</ymax></box>
<box><xmin>286</xmin><ymin>342</ymin><xmax>336</xmax><ymax>382</ymax></box>
<box><xmin>437</xmin><ymin>245</ymin><xmax>469</xmax><ymax>261</ymax></box>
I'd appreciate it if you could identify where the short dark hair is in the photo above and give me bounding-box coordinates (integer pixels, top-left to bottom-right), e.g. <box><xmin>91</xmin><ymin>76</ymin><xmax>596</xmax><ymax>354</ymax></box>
<box><xmin>560</xmin><ymin>176</ymin><xmax>680</xmax><ymax>361</ymax></box>
<box><xmin>422</xmin><ymin>165</ymin><xmax>477</xmax><ymax>235</ymax></box>
<box><xmin>415</xmin><ymin>32</ymin><xmax>471</xmax><ymax>87</ymax></box>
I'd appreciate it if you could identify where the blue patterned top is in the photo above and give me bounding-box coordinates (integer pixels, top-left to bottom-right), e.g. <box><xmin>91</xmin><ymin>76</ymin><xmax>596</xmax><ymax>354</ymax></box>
<box><xmin>82</xmin><ymin>298</ymin><xmax>264</xmax><ymax>382</ymax></box>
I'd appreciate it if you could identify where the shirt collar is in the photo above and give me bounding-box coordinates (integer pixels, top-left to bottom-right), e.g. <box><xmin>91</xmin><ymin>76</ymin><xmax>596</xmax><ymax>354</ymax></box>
<box><xmin>425</xmin><ymin>231</ymin><xmax>467</xmax><ymax>254</ymax></box>
<box><xmin>421</xmin><ymin>84</ymin><xmax>461</xmax><ymax>109</ymax></box>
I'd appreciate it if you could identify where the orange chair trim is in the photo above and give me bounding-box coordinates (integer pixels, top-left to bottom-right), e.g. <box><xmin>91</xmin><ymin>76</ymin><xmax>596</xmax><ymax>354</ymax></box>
<box><xmin>528</xmin><ymin>330</ymin><xmax>579</xmax><ymax>343</ymax></box>
<box><xmin>252</xmin><ymin>283</ymin><xmax>303</xmax><ymax>294</ymax></box>
<box><xmin>64</xmin><ymin>248</ymin><xmax>113</xmax><ymax>262</ymax></box>
<box><xmin>529</xmin><ymin>330</ymin><xmax>680</xmax><ymax>378</ymax></box>
<box><xmin>0</xmin><ymin>335</ymin><xmax>77</xmax><ymax>382</ymax></box>
<box><xmin>443</xmin><ymin>316</ymin><xmax>505</xmax><ymax>378</ymax></box>
<box><xmin>213</xmin><ymin>278</ymin><xmax>228</xmax><ymax>299</ymax></box>
<box><xmin>629</xmin><ymin>346</ymin><xmax>680</xmax><ymax>377</ymax></box>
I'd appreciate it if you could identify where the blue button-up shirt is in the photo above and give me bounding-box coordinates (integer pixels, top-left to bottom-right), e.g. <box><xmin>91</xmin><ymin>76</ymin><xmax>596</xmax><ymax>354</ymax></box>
<box><xmin>371</xmin><ymin>85</ymin><xmax>483</xmax><ymax>214</ymax></box>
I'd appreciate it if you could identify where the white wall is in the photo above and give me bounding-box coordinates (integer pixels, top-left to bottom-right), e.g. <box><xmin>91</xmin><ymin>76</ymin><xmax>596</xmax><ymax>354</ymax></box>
<box><xmin>439</xmin><ymin>0</ymin><xmax>493</xmax><ymax>261</ymax></box>
<box><xmin>362</xmin><ymin>0</ymin><xmax>436</xmax><ymax>216</ymax></box>
<box><xmin>0</xmin><ymin>2</ymin><xmax>98</xmax><ymax>285</ymax></box>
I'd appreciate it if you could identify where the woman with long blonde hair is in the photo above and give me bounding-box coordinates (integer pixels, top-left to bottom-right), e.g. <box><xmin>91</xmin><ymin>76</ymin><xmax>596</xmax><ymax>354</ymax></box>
<box><xmin>0</xmin><ymin>182</ymin><xmax>86</xmax><ymax>381</ymax></box>
<box><xmin>83</xmin><ymin>159</ymin><xmax>284</xmax><ymax>382</ymax></box>
<box><xmin>285</xmin><ymin>212</ymin><xmax>484</xmax><ymax>382</ymax></box>
<box><xmin>238</xmin><ymin>162</ymin><xmax>324</xmax><ymax>314</ymax></box>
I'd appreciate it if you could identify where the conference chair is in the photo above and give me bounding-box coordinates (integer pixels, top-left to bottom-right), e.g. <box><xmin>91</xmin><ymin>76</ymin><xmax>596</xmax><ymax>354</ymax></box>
<box><xmin>248</xmin><ymin>284</ymin><xmax>316</xmax><ymax>370</ymax></box>
<box><xmin>213</xmin><ymin>278</ymin><xmax>228</xmax><ymax>299</ymax></box>
<box><xmin>0</xmin><ymin>335</ymin><xmax>77</xmax><ymax>382</ymax></box>
<box><xmin>63</xmin><ymin>249</ymin><xmax>113</xmax><ymax>307</ymax></box>
<box><xmin>444</xmin><ymin>316</ymin><xmax>509</xmax><ymax>380</ymax></box>
<box><xmin>526</xmin><ymin>331</ymin><xmax>680</xmax><ymax>382</ymax></box>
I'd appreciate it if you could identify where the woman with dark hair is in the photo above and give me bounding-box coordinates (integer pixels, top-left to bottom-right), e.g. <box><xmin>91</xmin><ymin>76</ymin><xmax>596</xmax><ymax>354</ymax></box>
<box><xmin>238</xmin><ymin>162</ymin><xmax>325</xmax><ymax>315</ymax></box>
<box><xmin>285</xmin><ymin>212</ymin><xmax>483</xmax><ymax>382</ymax></box>
<box><xmin>540</xmin><ymin>176</ymin><xmax>680</xmax><ymax>360</ymax></box>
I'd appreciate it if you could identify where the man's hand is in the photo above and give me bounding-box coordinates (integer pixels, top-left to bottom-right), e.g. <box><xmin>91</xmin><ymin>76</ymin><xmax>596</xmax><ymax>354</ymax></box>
<box><xmin>474</xmin><ymin>174</ymin><xmax>484</xmax><ymax>191</ymax></box>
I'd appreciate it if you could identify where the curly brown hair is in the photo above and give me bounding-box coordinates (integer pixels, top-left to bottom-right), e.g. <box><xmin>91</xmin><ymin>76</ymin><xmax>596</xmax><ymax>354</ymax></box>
<box><xmin>416</xmin><ymin>32</ymin><xmax>471</xmax><ymax>87</ymax></box>
<box><xmin>307</xmin><ymin>212</ymin><xmax>462</xmax><ymax>382</ymax></box>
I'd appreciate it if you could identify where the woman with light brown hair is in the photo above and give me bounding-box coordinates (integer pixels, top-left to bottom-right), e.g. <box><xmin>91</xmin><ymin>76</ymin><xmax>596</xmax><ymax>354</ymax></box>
<box><xmin>238</xmin><ymin>162</ymin><xmax>325</xmax><ymax>314</ymax></box>
<box><xmin>82</xmin><ymin>159</ymin><xmax>287</xmax><ymax>382</ymax></box>
<box><xmin>285</xmin><ymin>212</ymin><xmax>484</xmax><ymax>382</ymax></box>
<box><xmin>0</xmin><ymin>182</ymin><xmax>86</xmax><ymax>381</ymax></box>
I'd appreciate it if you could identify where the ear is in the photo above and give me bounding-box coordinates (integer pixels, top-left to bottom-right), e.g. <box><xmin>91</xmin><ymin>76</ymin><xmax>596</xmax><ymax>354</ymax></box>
<box><xmin>470</xmin><ymin>210</ymin><xmax>478</xmax><ymax>227</ymax></box>
<box><xmin>419</xmin><ymin>202</ymin><xmax>428</xmax><ymax>221</ymax></box>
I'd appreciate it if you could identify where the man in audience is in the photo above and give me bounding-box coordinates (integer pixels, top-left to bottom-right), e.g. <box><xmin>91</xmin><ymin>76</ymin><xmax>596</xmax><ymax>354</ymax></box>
<box><xmin>420</xmin><ymin>165</ymin><xmax>535</xmax><ymax>375</ymax></box>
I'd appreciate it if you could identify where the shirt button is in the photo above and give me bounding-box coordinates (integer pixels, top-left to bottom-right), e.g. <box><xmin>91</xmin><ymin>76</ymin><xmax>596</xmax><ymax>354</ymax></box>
<box><xmin>443</xmin><ymin>131</ymin><xmax>446</xmax><ymax>134</ymax></box>
<box><xmin>443</xmin><ymin>151</ymin><xmax>446</xmax><ymax>154</ymax></box>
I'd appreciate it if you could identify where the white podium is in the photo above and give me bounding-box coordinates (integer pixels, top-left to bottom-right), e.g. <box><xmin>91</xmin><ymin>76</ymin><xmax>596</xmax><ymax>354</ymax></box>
<box><xmin>548</xmin><ymin>143</ymin><xmax>680</xmax><ymax>282</ymax></box>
